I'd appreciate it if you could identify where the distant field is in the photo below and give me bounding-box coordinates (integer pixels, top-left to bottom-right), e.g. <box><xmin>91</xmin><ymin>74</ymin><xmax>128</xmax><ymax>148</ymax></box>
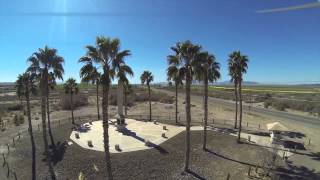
<box><xmin>159</xmin><ymin>84</ymin><xmax>320</xmax><ymax>116</ymax></box>
<box><xmin>210</xmin><ymin>85</ymin><xmax>320</xmax><ymax>94</ymax></box>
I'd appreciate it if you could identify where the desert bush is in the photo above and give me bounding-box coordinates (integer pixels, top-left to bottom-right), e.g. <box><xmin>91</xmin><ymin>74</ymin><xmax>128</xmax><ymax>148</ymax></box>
<box><xmin>264</xmin><ymin>100</ymin><xmax>272</xmax><ymax>109</ymax></box>
<box><xmin>273</xmin><ymin>101</ymin><xmax>288</xmax><ymax>111</ymax></box>
<box><xmin>59</xmin><ymin>93</ymin><xmax>88</xmax><ymax>110</ymax></box>
<box><xmin>7</xmin><ymin>104</ymin><xmax>23</xmax><ymax>111</ymax></box>
<box><xmin>13</xmin><ymin>114</ymin><xmax>24</xmax><ymax>126</ymax></box>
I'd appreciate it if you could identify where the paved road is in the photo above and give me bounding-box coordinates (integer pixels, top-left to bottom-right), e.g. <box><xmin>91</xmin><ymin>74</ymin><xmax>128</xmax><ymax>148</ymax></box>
<box><xmin>154</xmin><ymin>88</ymin><xmax>320</xmax><ymax>127</ymax></box>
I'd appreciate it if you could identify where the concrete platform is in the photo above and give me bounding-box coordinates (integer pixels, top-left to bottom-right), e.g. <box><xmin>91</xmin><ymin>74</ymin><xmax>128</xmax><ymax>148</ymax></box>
<box><xmin>70</xmin><ymin>119</ymin><xmax>185</xmax><ymax>153</ymax></box>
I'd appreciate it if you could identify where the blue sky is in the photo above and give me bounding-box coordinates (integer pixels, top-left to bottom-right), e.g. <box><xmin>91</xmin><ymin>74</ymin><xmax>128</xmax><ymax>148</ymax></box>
<box><xmin>0</xmin><ymin>0</ymin><xmax>319</xmax><ymax>84</ymax></box>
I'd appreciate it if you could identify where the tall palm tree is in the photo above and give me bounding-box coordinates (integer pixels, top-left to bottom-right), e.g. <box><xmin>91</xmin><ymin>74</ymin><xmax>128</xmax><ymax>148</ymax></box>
<box><xmin>123</xmin><ymin>82</ymin><xmax>133</xmax><ymax>116</ymax></box>
<box><xmin>47</xmin><ymin>72</ymin><xmax>57</xmax><ymax>147</ymax></box>
<box><xmin>80</xmin><ymin>64</ymin><xmax>102</xmax><ymax>119</ymax></box>
<box><xmin>113</xmin><ymin>61</ymin><xmax>134</xmax><ymax>120</ymax></box>
<box><xmin>16</xmin><ymin>72</ymin><xmax>38</xmax><ymax>180</ymax></box>
<box><xmin>140</xmin><ymin>71</ymin><xmax>154</xmax><ymax>121</ymax></box>
<box><xmin>228</xmin><ymin>52</ymin><xmax>240</xmax><ymax>129</ymax></box>
<box><xmin>194</xmin><ymin>51</ymin><xmax>220</xmax><ymax>150</ymax></box>
<box><xmin>169</xmin><ymin>40</ymin><xmax>202</xmax><ymax>172</ymax></box>
<box><xmin>27</xmin><ymin>46</ymin><xmax>64</xmax><ymax>180</ymax></box>
<box><xmin>63</xmin><ymin>78</ymin><xmax>79</xmax><ymax>124</ymax></box>
<box><xmin>167</xmin><ymin>55</ymin><xmax>184</xmax><ymax>124</ymax></box>
<box><xmin>79</xmin><ymin>36</ymin><xmax>130</xmax><ymax>180</ymax></box>
<box><xmin>234</xmin><ymin>51</ymin><xmax>249</xmax><ymax>143</ymax></box>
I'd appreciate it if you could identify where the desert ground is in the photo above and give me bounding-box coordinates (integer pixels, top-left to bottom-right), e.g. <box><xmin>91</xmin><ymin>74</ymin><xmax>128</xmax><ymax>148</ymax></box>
<box><xmin>0</xmin><ymin>85</ymin><xmax>319</xmax><ymax>179</ymax></box>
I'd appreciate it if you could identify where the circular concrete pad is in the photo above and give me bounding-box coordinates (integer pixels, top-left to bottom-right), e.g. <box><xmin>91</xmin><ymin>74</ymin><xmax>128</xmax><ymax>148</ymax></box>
<box><xmin>70</xmin><ymin>119</ymin><xmax>185</xmax><ymax>153</ymax></box>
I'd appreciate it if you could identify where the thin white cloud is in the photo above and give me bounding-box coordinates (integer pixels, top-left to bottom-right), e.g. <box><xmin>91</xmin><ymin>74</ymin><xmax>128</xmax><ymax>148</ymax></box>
<box><xmin>257</xmin><ymin>2</ymin><xmax>320</xmax><ymax>13</ymax></box>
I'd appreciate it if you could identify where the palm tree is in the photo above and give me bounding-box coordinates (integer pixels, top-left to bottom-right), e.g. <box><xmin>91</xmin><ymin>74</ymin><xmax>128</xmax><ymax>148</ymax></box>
<box><xmin>79</xmin><ymin>36</ymin><xmax>130</xmax><ymax>180</ymax></box>
<box><xmin>47</xmin><ymin>72</ymin><xmax>57</xmax><ymax>147</ymax></box>
<box><xmin>228</xmin><ymin>52</ymin><xmax>240</xmax><ymax>129</ymax></box>
<box><xmin>169</xmin><ymin>40</ymin><xmax>202</xmax><ymax>172</ymax></box>
<box><xmin>140</xmin><ymin>71</ymin><xmax>154</xmax><ymax>121</ymax></box>
<box><xmin>64</xmin><ymin>78</ymin><xmax>79</xmax><ymax>124</ymax></box>
<box><xmin>167</xmin><ymin>55</ymin><xmax>184</xmax><ymax>124</ymax></box>
<box><xmin>234</xmin><ymin>51</ymin><xmax>249</xmax><ymax>143</ymax></box>
<box><xmin>27</xmin><ymin>46</ymin><xmax>64</xmax><ymax>180</ymax></box>
<box><xmin>123</xmin><ymin>82</ymin><xmax>133</xmax><ymax>116</ymax></box>
<box><xmin>80</xmin><ymin>64</ymin><xmax>102</xmax><ymax>119</ymax></box>
<box><xmin>113</xmin><ymin>61</ymin><xmax>134</xmax><ymax>121</ymax></box>
<box><xmin>16</xmin><ymin>72</ymin><xmax>38</xmax><ymax>180</ymax></box>
<box><xmin>194</xmin><ymin>51</ymin><xmax>220</xmax><ymax>150</ymax></box>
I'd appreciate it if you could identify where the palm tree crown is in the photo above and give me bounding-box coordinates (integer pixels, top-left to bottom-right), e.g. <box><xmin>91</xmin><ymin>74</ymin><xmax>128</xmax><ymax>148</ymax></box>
<box><xmin>194</xmin><ymin>51</ymin><xmax>221</xmax><ymax>82</ymax></box>
<box><xmin>140</xmin><ymin>71</ymin><xmax>154</xmax><ymax>85</ymax></box>
<box><xmin>79</xmin><ymin>36</ymin><xmax>131</xmax><ymax>84</ymax></box>
<box><xmin>27</xmin><ymin>46</ymin><xmax>64</xmax><ymax>82</ymax></box>
<box><xmin>64</xmin><ymin>78</ymin><xmax>79</xmax><ymax>94</ymax></box>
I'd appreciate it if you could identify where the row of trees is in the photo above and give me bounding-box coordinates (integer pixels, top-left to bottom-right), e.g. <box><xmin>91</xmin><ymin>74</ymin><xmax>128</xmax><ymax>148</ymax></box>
<box><xmin>166</xmin><ymin>41</ymin><xmax>249</xmax><ymax>171</ymax></box>
<box><xmin>15</xmin><ymin>37</ymin><xmax>248</xmax><ymax>179</ymax></box>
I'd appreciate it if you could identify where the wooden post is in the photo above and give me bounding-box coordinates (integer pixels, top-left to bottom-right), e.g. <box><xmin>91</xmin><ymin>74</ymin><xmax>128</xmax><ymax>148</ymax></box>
<box><xmin>255</xmin><ymin>165</ymin><xmax>258</xmax><ymax>173</ymax></box>
<box><xmin>38</xmin><ymin>124</ymin><xmax>40</xmax><ymax>131</ymax></box>
<box><xmin>7</xmin><ymin>144</ymin><xmax>9</xmax><ymax>154</ymax></box>
<box><xmin>246</xmin><ymin>122</ymin><xmax>248</xmax><ymax>127</ymax></box>
<box><xmin>7</xmin><ymin>162</ymin><xmax>10</xmax><ymax>177</ymax></box>
<box><xmin>12</xmin><ymin>138</ymin><xmax>15</xmax><ymax>147</ymax></box>
<box><xmin>2</xmin><ymin>153</ymin><xmax>6</xmax><ymax>166</ymax></box>
<box><xmin>226</xmin><ymin>173</ymin><xmax>230</xmax><ymax>180</ymax></box>
<box><xmin>14</xmin><ymin>172</ymin><xmax>17</xmax><ymax>180</ymax></box>
<box><xmin>248</xmin><ymin>166</ymin><xmax>251</xmax><ymax>176</ymax></box>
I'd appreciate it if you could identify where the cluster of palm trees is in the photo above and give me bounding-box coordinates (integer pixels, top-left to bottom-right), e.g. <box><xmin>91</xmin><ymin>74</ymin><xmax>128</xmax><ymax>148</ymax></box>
<box><xmin>166</xmin><ymin>41</ymin><xmax>249</xmax><ymax>171</ymax></box>
<box><xmin>15</xmin><ymin>37</ymin><xmax>248</xmax><ymax>179</ymax></box>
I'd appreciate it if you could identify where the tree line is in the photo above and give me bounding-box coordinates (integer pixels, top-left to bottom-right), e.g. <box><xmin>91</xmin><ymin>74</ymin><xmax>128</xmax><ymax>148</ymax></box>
<box><xmin>15</xmin><ymin>37</ymin><xmax>248</xmax><ymax>179</ymax></box>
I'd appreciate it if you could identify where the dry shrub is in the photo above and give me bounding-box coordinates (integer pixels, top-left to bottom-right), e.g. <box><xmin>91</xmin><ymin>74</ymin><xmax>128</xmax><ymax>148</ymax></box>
<box><xmin>59</xmin><ymin>93</ymin><xmax>88</xmax><ymax>110</ymax></box>
<box><xmin>7</xmin><ymin>104</ymin><xmax>23</xmax><ymax>111</ymax></box>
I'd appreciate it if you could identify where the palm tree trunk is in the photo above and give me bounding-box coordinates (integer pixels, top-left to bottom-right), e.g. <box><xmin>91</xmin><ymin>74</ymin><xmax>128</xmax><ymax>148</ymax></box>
<box><xmin>26</xmin><ymin>83</ymin><xmax>36</xmax><ymax>180</ymax></box>
<box><xmin>237</xmin><ymin>80</ymin><xmax>243</xmax><ymax>143</ymax></box>
<box><xmin>124</xmin><ymin>90</ymin><xmax>127</xmax><ymax>116</ymax></box>
<box><xmin>184</xmin><ymin>68</ymin><xmax>191</xmax><ymax>172</ymax></box>
<box><xmin>46</xmin><ymin>89</ymin><xmax>55</xmax><ymax>147</ymax></box>
<box><xmin>234</xmin><ymin>82</ymin><xmax>238</xmax><ymax>129</ymax></box>
<box><xmin>148</xmin><ymin>84</ymin><xmax>152</xmax><ymax>121</ymax></box>
<box><xmin>102</xmin><ymin>70</ymin><xmax>113</xmax><ymax>180</ymax></box>
<box><xmin>70</xmin><ymin>92</ymin><xmax>75</xmax><ymax>124</ymax></box>
<box><xmin>96</xmin><ymin>83</ymin><xmax>100</xmax><ymax>120</ymax></box>
<box><xmin>203</xmin><ymin>73</ymin><xmax>208</xmax><ymax>150</ymax></box>
<box><xmin>175</xmin><ymin>82</ymin><xmax>178</xmax><ymax>124</ymax></box>
<box><xmin>41</xmin><ymin>71</ymin><xmax>56</xmax><ymax>180</ymax></box>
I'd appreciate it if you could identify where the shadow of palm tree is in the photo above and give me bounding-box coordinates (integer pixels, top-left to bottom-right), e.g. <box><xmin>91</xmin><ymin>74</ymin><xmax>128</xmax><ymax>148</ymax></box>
<box><xmin>119</xmin><ymin>127</ymin><xmax>169</xmax><ymax>154</ymax></box>
<box><xmin>205</xmin><ymin>149</ymin><xmax>261</xmax><ymax>168</ymax></box>
<box><xmin>276</xmin><ymin>164</ymin><xmax>320</xmax><ymax>180</ymax></box>
<box><xmin>185</xmin><ymin>169</ymin><xmax>206</xmax><ymax>180</ymax></box>
<box><xmin>50</xmin><ymin>141</ymin><xmax>67</xmax><ymax>165</ymax></box>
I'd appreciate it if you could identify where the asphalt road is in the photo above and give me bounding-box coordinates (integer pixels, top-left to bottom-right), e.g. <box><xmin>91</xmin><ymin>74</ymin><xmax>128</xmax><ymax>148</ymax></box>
<box><xmin>154</xmin><ymin>88</ymin><xmax>320</xmax><ymax>127</ymax></box>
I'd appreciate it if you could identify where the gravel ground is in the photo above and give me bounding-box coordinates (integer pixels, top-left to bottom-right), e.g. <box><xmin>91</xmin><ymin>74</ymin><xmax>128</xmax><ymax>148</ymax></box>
<box><xmin>1</xmin><ymin>117</ymin><xmax>285</xmax><ymax>180</ymax></box>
